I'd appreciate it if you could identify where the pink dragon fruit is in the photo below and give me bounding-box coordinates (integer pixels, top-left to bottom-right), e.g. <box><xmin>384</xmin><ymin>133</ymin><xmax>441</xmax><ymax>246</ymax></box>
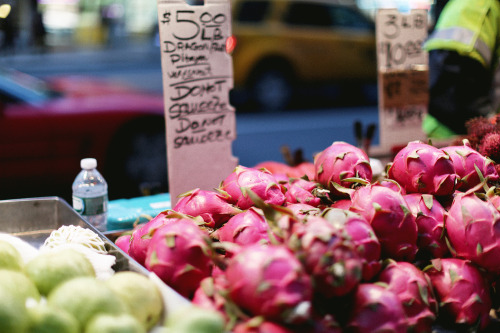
<box><xmin>404</xmin><ymin>193</ymin><xmax>449</xmax><ymax>259</ymax></box>
<box><xmin>224</xmin><ymin>243</ymin><xmax>313</xmax><ymax>324</ymax></box>
<box><xmin>425</xmin><ymin>258</ymin><xmax>492</xmax><ymax>331</ymax></box>
<box><xmin>376</xmin><ymin>178</ymin><xmax>406</xmax><ymax>194</ymax></box>
<box><xmin>285</xmin><ymin>203</ymin><xmax>321</xmax><ymax>220</ymax></box>
<box><xmin>330</xmin><ymin>198</ymin><xmax>352</xmax><ymax>210</ymax></box>
<box><xmin>442</xmin><ymin>141</ymin><xmax>499</xmax><ymax>191</ymax></box>
<box><xmin>378</xmin><ymin>261</ymin><xmax>438</xmax><ymax>333</ymax></box>
<box><xmin>322</xmin><ymin>208</ymin><xmax>382</xmax><ymax>281</ymax></box>
<box><xmin>220</xmin><ymin>165</ymin><xmax>286</xmax><ymax>210</ymax></box>
<box><xmin>387</xmin><ymin>141</ymin><xmax>457</xmax><ymax>196</ymax></box>
<box><xmin>349</xmin><ymin>184</ymin><xmax>418</xmax><ymax>262</ymax></box>
<box><xmin>345</xmin><ymin>283</ymin><xmax>407</xmax><ymax>333</ymax></box>
<box><xmin>114</xmin><ymin>234</ymin><xmax>131</xmax><ymax>254</ymax></box>
<box><xmin>128</xmin><ymin>210</ymin><xmax>174</xmax><ymax>265</ymax></box>
<box><xmin>144</xmin><ymin>218</ymin><xmax>212</xmax><ymax>299</ymax></box>
<box><xmin>445</xmin><ymin>192</ymin><xmax>500</xmax><ymax>275</ymax></box>
<box><xmin>173</xmin><ymin>188</ymin><xmax>242</xmax><ymax>228</ymax></box>
<box><xmin>289</xmin><ymin>215</ymin><xmax>363</xmax><ymax>297</ymax></box>
<box><xmin>313</xmin><ymin>141</ymin><xmax>372</xmax><ymax>195</ymax></box>
<box><xmin>192</xmin><ymin>268</ymin><xmax>229</xmax><ymax>320</ymax></box>
<box><xmin>283</xmin><ymin>178</ymin><xmax>322</xmax><ymax>207</ymax></box>
<box><xmin>213</xmin><ymin>208</ymin><xmax>272</xmax><ymax>247</ymax></box>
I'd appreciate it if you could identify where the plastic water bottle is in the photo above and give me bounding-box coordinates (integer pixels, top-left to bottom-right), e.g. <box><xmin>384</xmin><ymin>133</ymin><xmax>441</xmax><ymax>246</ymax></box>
<box><xmin>72</xmin><ymin>158</ymin><xmax>108</xmax><ymax>232</ymax></box>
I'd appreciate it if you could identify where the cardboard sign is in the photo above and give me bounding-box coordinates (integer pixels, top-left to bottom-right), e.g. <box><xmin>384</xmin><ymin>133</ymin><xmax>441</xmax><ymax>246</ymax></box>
<box><xmin>157</xmin><ymin>0</ymin><xmax>238</xmax><ymax>204</ymax></box>
<box><xmin>375</xmin><ymin>9</ymin><xmax>429</xmax><ymax>152</ymax></box>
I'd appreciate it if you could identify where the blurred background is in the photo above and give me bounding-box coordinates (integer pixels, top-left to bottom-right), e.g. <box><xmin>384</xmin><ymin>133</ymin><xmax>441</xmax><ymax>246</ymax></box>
<box><xmin>0</xmin><ymin>0</ymin><xmax>436</xmax><ymax>202</ymax></box>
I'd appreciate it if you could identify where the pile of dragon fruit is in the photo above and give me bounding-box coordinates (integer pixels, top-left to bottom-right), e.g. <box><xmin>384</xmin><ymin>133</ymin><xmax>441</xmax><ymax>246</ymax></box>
<box><xmin>115</xmin><ymin>139</ymin><xmax>500</xmax><ymax>332</ymax></box>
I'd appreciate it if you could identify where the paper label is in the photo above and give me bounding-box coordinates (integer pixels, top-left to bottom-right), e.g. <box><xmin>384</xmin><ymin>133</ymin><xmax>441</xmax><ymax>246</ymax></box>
<box><xmin>157</xmin><ymin>0</ymin><xmax>238</xmax><ymax>204</ymax></box>
<box><xmin>376</xmin><ymin>9</ymin><xmax>429</xmax><ymax>152</ymax></box>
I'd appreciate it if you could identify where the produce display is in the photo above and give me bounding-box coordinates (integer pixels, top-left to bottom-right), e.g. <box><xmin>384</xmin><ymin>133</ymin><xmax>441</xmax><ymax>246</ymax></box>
<box><xmin>117</xmin><ymin>139</ymin><xmax>500</xmax><ymax>332</ymax></box>
<box><xmin>0</xmin><ymin>224</ymin><xmax>220</xmax><ymax>333</ymax></box>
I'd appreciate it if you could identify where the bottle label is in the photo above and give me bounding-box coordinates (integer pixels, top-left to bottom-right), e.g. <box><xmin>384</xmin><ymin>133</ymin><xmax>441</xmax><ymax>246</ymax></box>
<box><xmin>72</xmin><ymin>195</ymin><xmax>108</xmax><ymax>215</ymax></box>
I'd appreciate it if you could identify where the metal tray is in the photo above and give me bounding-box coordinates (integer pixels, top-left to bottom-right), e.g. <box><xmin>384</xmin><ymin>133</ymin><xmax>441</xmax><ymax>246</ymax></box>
<box><xmin>0</xmin><ymin>196</ymin><xmax>190</xmax><ymax>321</ymax></box>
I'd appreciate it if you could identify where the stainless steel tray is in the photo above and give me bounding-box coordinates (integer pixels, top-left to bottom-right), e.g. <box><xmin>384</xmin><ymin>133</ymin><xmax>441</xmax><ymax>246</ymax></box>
<box><xmin>0</xmin><ymin>196</ymin><xmax>190</xmax><ymax>320</ymax></box>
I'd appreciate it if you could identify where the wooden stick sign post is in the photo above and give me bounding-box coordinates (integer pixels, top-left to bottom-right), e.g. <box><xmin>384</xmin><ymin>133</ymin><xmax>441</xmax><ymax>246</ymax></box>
<box><xmin>376</xmin><ymin>9</ymin><xmax>429</xmax><ymax>153</ymax></box>
<box><xmin>156</xmin><ymin>0</ymin><xmax>238</xmax><ymax>204</ymax></box>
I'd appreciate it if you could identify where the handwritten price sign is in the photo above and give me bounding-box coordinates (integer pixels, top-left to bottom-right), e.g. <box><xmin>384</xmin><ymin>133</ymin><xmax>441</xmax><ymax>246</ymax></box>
<box><xmin>376</xmin><ymin>9</ymin><xmax>428</xmax><ymax>151</ymax></box>
<box><xmin>157</xmin><ymin>0</ymin><xmax>237</xmax><ymax>203</ymax></box>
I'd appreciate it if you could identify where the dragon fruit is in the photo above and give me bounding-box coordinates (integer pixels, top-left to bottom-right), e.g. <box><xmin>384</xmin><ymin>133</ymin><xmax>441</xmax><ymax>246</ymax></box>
<box><xmin>173</xmin><ymin>188</ymin><xmax>242</xmax><ymax>228</ymax></box>
<box><xmin>442</xmin><ymin>140</ymin><xmax>499</xmax><ymax>191</ymax></box>
<box><xmin>387</xmin><ymin>141</ymin><xmax>457</xmax><ymax>196</ymax></box>
<box><xmin>192</xmin><ymin>268</ymin><xmax>229</xmax><ymax>320</ymax></box>
<box><xmin>128</xmin><ymin>211</ymin><xmax>174</xmax><ymax>265</ymax></box>
<box><xmin>114</xmin><ymin>234</ymin><xmax>131</xmax><ymax>254</ymax></box>
<box><xmin>285</xmin><ymin>203</ymin><xmax>321</xmax><ymax>220</ymax></box>
<box><xmin>425</xmin><ymin>258</ymin><xmax>492</xmax><ymax>330</ymax></box>
<box><xmin>445</xmin><ymin>192</ymin><xmax>500</xmax><ymax>275</ymax></box>
<box><xmin>404</xmin><ymin>193</ymin><xmax>449</xmax><ymax>259</ymax></box>
<box><xmin>289</xmin><ymin>216</ymin><xmax>362</xmax><ymax>298</ymax></box>
<box><xmin>322</xmin><ymin>208</ymin><xmax>382</xmax><ymax>281</ymax></box>
<box><xmin>345</xmin><ymin>283</ymin><xmax>407</xmax><ymax>333</ymax></box>
<box><xmin>224</xmin><ymin>243</ymin><xmax>313</xmax><ymax>324</ymax></box>
<box><xmin>220</xmin><ymin>166</ymin><xmax>286</xmax><ymax>210</ymax></box>
<box><xmin>313</xmin><ymin>141</ymin><xmax>372</xmax><ymax>195</ymax></box>
<box><xmin>378</xmin><ymin>261</ymin><xmax>438</xmax><ymax>333</ymax></box>
<box><xmin>213</xmin><ymin>208</ymin><xmax>272</xmax><ymax>247</ymax></box>
<box><xmin>283</xmin><ymin>178</ymin><xmax>322</xmax><ymax>207</ymax></box>
<box><xmin>144</xmin><ymin>218</ymin><xmax>212</xmax><ymax>299</ymax></box>
<box><xmin>331</xmin><ymin>198</ymin><xmax>352</xmax><ymax>210</ymax></box>
<box><xmin>349</xmin><ymin>184</ymin><xmax>418</xmax><ymax>262</ymax></box>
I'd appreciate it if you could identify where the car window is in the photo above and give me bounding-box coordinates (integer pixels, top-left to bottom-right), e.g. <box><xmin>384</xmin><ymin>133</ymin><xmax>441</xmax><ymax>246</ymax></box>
<box><xmin>0</xmin><ymin>69</ymin><xmax>57</xmax><ymax>104</ymax></box>
<box><xmin>236</xmin><ymin>0</ymin><xmax>270</xmax><ymax>23</ymax></box>
<box><xmin>283</xmin><ymin>2</ymin><xmax>332</xmax><ymax>27</ymax></box>
<box><xmin>330</xmin><ymin>6</ymin><xmax>374</xmax><ymax>30</ymax></box>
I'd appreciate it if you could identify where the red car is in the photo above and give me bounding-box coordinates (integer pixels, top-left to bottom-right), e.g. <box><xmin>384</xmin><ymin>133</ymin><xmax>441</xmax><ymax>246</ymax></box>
<box><xmin>0</xmin><ymin>68</ymin><xmax>167</xmax><ymax>201</ymax></box>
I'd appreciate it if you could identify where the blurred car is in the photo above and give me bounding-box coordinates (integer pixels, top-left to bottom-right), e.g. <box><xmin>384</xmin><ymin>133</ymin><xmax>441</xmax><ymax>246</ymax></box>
<box><xmin>230</xmin><ymin>0</ymin><xmax>377</xmax><ymax>111</ymax></box>
<box><xmin>0</xmin><ymin>67</ymin><xmax>167</xmax><ymax>201</ymax></box>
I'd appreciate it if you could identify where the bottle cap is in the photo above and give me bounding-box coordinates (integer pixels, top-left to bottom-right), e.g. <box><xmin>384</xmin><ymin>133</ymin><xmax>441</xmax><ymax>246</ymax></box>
<box><xmin>81</xmin><ymin>158</ymin><xmax>97</xmax><ymax>170</ymax></box>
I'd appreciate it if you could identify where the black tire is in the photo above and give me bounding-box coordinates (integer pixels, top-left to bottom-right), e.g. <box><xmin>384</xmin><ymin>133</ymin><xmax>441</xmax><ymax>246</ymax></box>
<box><xmin>249</xmin><ymin>62</ymin><xmax>294</xmax><ymax>111</ymax></box>
<box><xmin>105</xmin><ymin>118</ymin><xmax>168</xmax><ymax>199</ymax></box>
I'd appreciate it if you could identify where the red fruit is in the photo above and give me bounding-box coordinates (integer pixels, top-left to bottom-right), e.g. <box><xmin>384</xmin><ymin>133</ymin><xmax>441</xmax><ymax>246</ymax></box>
<box><xmin>322</xmin><ymin>208</ymin><xmax>382</xmax><ymax>281</ymax></box>
<box><xmin>220</xmin><ymin>165</ymin><xmax>286</xmax><ymax>210</ymax></box>
<box><xmin>173</xmin><ymin>188</ymin><xmax>242</xmax><ymax>228</ymax></box>
<box><xmin>442</xmin><ymin>141</ymin><xmax>499</xmax><ymax>191</ymax></box>
<box><xmin>224</xmin><ymin>243</ymin><xmax>313</xmax><ymax>324</ymax></box>
<box><xmin>378</xmin><ymin>261</ymin><xmax>438</xmax><ymax>333</ymax></box>
<box><xmin>345</xmin><ymin>283</ymin><xmax>407</xmax><ymax>333</ymax></box>
<box><xmin>291</xmin><ymin>216</ymin><xmax>363</xmax><ymax>297</ymax></box>
<box><xmin>388</xmin><ymin>141</ymin><xmax>457</xmax><ymax>196</ymax></box>
<box><xmin>349</xmin><ymin>184</ymin><xmax>418</xmax><ymax>262</ymax></box>
<box><xmin>144</xmin><ymin>218</ymin><xmax>212</xmax><ymax>299</ymax></box>
<box><xmin>213</xmin><ymin>208</ymin><xmax>271</xmax><ymax>247</ymax></box>
<box><xmin>128</xmin><ymin>211</ymin><xmax>174</xmax><ymax>265</ymax></box>
<box><xmin>425</xmin><ymin>258</ymin><xmax>492</xmax><ymax>330</ymax></box>
<box><xmin>114</xmin><ymin>234</ymin><xmax>131</xmax><ymax>254</ymax></box>
<box><xmin>313</xmin><ymin>141</ymin><xmax>372</xmax><ymax>195</ymax></box>
<box><xmin>404</xmin><ymin>193</ymin><xmax>449</xmax><ymax>259</ymax></box>
<box><xmin>283</xmin><ymin>178</ymin><xmax>322</xmax><ymax>207</ymax></box>
<box><xmin>446</xmin><ymin>192</ymin><xmax>500</xmax><ymax>275</ymax></box>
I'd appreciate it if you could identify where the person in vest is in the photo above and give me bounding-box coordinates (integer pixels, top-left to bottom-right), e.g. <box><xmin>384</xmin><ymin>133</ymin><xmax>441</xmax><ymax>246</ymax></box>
<box><xmin>423</xmin><ymin>0</ymin><xmax>500</xmax><ymax>138</ymax></box>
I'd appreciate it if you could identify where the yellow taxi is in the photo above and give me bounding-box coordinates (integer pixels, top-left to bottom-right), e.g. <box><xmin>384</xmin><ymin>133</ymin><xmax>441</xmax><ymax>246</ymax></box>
<box><xmin>230</xmin><ymin>0</ymin><xmax>377</xmax><ymax>110</ymax></box>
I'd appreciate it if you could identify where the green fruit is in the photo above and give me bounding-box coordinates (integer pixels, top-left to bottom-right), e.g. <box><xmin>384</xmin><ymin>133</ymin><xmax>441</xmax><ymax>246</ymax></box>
<box><xmin>0</xmin><ymin>284</ymin><xmax>31</xmax><ymax>333</ymax></box>
<box><xmin>0</xmin><ymin>269</ymin><xmax>40</xmax><ymax>302</ymax></box>
<box><xmin>0</xmin><ymin>240</ymin><xmax>24</xmax><ymax>271</ymax></box>
<box><xmin>164</xmin><ymin>306</ymin><xmax>225</xmax><ymax>333</ymax></box>
<box><xmin>48</xmin><ymin>277</ymin><xmax>128</xmax><ymax>328</ymax></box>
<box><xmin>27</xmin><ymin>303</ymin><xmax>79</xmax><ymax>333</ymax></box>
<box><xmin>106</xmin><ymin>271</ymin><xmax>163</xmax><ymax>329</ymax></box>
<box><xmin>25</xmin><ymin>249</ymin><xmax>95</xmax><ymax>296</ymax></box>
<box><xmin>84</xmin><ymin>314</ymin><xmax>146</xmax><ymax>333</ymax></box>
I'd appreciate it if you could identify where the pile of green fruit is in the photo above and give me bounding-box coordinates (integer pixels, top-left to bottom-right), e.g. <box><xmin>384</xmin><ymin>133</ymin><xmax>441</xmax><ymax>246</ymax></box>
<box><xmin>0</xmin><ymin>235</ymin><xmax>166</xmax><ymax>333</ymax></box>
